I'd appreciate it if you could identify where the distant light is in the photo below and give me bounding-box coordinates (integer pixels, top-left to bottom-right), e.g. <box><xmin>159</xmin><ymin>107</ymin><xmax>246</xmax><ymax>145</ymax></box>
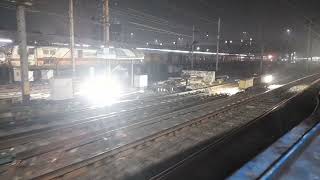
<box><xmin>0</xmin><ymin>38</ymin><xmax>13</xmax><ymax>43</ymax></box>
<box><xmin>206</xmin><ymin>34</ymin><xmax>209</xmax><ymax>37</ymax></box>
<box><xmin>173</xmin><ymin>42</ymin><xmax>176</xmax><ymax>45</ymax></box>
<box><xmin>196</xmin><ymin>46</ymin><xmax>200</xmax><ymax>51</ymax></box>
<box><xmin>229</xmin><ymin>40</ymin><xmax>233</xmax><ymax>43</ymax></box>
<box><xmin>262</xmin><ymin>75</ymin><xmax>273</xmax><ymax>84</ymax></box>
<box><xmin>206</xmin><ymin>49</ymin><xmax>210</xmax><ymax>52</ymax></box>
<box><xmin>241</xmin><ymin>39</ymin><xmax>243</xmax><ymax>43</ymax></box>
<box><xmin>225</xmin><ymin>41</ymin><xmax>228</xmax><ymax>44</ymax></box>
<box><xmin>100</xmin><ymin>45</ymin><xmax>105</xmax><ymax>48</ymax></box>
<box><xmin>52</xmin><ymin>42</ymin><xmax>66</xmax><ymax>46</ymax></box>
<box><xmin>137</xmin><ymin>47</ymin><xmax>251</xmax><ymax>57</ymax></box>
<box><xmin>178</xmin><ymin>38</ymin><xmax>181</xmax><ymax>40</ymax></box>
<box><xmin>286</xmin><ymin>29</ymin><xmax>291</xmax><ymax>34</ymax></box>
<box><xmin>155</xmin><ymin>39</ymin><xmax>158</xmax><ymax>43</ymax></box>
<box><xmin>82</xmin><ymin>44</ymin><xmax>90</xmax><ymax>48</ymax></box>
<box><xmin>243</xmin><ymin>32</ymin><xmax>247</xmax><ymax>34</ymax></box>
<box><xmin>160</xmin><ymin>43</ymin><xmax>163</xmax><ymax>46</ymax></box>
<box><xmin>130</xmin><ymin>32</ymin><xmax>134</xmax><ymax>36</ymax></box>
<box><xmin>137</xmin><ymin>47</ymin><xmax>229</xmax><ymax>56</ymax></box>
<box><xmin>250</xmin><ymin>38</ymin><xmax>253</xmax><ymax>41</ymax></box>
<box><xmin>146</xmin><ymin>42</ymin><xmax>149</xmax><ymax>45</ymax></box>
<box><xmin>268</xmin><ymin>54</ymin><xmax>273</xmax><ymax>60</ymax></box>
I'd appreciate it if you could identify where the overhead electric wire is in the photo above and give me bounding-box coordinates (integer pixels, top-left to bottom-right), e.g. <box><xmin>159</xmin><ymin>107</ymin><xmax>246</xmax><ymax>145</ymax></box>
<box><xmin>1</xmin><ymin>1</ymin><xmax>218</xmax><ymax>45</ymax></box>
<box><xmin>0</xmin><ymin>4</ymin><xmax>192</xmax><ymax>39</ymax></box>
<box><xmin>284</xmin><ymin>0</ymin><xmax>320</xmax><ymax>39</ymax></box>
<box><xmin>111</xmin><ymin>7</ymin><xmax>194</xmax><ymax>33</ymax></box>
<box><xmin>128</xmin><ymin>21</ymin><xmax>192</xmax><ymax>37</ymax></box>
<box><xmin>125</xmin><ymin>8</ymin><xmax>194</xmax><ymax>31</ymax></box>
<box><xmin>0</xmin><ymin>0</ymin><xmax>200</xmax><ymax>37</ymax></box>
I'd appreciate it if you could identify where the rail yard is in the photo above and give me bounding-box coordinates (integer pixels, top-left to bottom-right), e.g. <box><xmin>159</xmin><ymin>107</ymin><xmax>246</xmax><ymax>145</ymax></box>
<box><xmin>0</xmin><ymin>72</ymin><xmax>317</xmax><ymax>180</ymax></box>
<box><xmin>1</xmin><ymin>0</ymin><xmax>320</xmax><ymax>179</ymax></box>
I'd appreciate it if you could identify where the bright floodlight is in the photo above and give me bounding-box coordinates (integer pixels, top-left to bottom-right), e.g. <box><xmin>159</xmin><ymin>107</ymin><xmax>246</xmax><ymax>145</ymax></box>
<box><xmin>286</xmin><ymin>29</ymin><xmax>291</xmax><ymax>33</ymax></box>
<box><xmin>262</xmin><ymin>75</ymin><xmax>273</xmax><ymax>84</ymax></box>
<box><xmin>79</xmin><ymin>76</ymin><xmax>122</xmax><ymax>107</ymax></box>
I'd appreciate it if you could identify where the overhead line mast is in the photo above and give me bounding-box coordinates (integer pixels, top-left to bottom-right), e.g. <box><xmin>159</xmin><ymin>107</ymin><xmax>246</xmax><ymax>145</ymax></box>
<box><xmin>103</xmin><ymin>0</ymin><xmax>111</xmax><ymax>77</ymax></box>
<box><xmin>16</xmin><ymin>0</ymin><xmax>32</xmax><ymax>103</ymax></box>
<box><xmin>69</xmin><ymin>0</ymin><xmax>75</xmax><ymax>78</ymax></box>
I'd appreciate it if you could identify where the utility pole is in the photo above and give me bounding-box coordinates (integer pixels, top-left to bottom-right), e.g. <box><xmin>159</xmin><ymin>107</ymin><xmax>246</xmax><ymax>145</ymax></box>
<box><xmin>260</xmin><ymin>43</ymin><xmax>265</xmax><ymax>74</ymax></box>
<box><xmin>307</xmin><ymin>21</ymin><xmax>313</xmax><ymax>68</ymax></box>
<box><xmin>69</xmin><ymin>0</ymin><xmax>75</xmax><ymax>78</ymax></box>
<box><xmin>306</xmin><ymin>22</ymin><xmax>313</xmax><ymax>73</ymax></box>
<box><xmin>103</xmin><ymin>0</ymin><xmax>110</xmax><ymax>45</ymax></box>
<box><xmin>103</xmin><ymin>0</ymin><xmax>111</xmax><ymax>77</ymax></box>
<box><xmin>260</xmin><ymin>25</ymin><xmax>264</xmax><ymax>74</ymax></box>
<box><xmin>191</xmin><ymin>25</ymin><xmax>195</xmax><ymax>70</ymax></box>
<box><xmin>16</xmin><ymin>1</ymin><xmax>30</xmax><ymax>103</ymax></box>
<box><xmin>215</xmin><ymin>18</ymin><xmax>221</xmax><ymax>72</ymax></box>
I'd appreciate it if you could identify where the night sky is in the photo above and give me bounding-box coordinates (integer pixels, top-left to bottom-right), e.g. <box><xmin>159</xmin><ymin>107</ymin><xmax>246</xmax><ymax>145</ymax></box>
<box><xmin>0</xmin><ymin>0</ymin><xmax>320</xmax><ymax>55</ymax></box>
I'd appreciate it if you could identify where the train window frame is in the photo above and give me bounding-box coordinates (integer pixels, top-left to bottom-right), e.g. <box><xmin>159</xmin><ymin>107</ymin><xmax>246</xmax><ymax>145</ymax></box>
<box><xmin>50</xmin><ymin>49</ymin><xmax>56</xmax><ymax>56</ymax></box>
<box><xmin>43</xmin><ymin>49</ymin><xmax>49</xmax><ymax>55</ymax></box>
<box><xmin>28</xmin><ymin>48</ymin><xmax>35</xmax><ymax>55</ymax></box>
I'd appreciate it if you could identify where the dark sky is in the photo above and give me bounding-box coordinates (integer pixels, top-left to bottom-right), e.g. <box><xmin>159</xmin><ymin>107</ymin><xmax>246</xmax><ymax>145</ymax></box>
<box><xmin>1</xmin><ymin>0</ymin><xmax>320</xmax><ymax>54</ymax></box>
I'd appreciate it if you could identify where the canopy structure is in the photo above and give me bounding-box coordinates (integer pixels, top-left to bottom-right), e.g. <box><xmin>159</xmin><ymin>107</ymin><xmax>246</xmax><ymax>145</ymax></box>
<box><xmin>102</xmin><ymin>48</ymin><xmax>145</xmax><ymax>61</ymax></box>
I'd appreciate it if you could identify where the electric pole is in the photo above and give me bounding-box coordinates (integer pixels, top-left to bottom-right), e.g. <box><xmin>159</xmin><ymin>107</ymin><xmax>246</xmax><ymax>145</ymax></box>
<box><xmin>69</xmin><ymin>0</ymin><xmax>75</xmax><ymax>78</ymax></box>
<box><xmin>306</xmin><ymin>21</ymin><xmax>313</xmax><ymax>73</ymax></box>
<box><xmin>307</xmin><ymin>21</ymin><xmax>313</xmax><ymax>62</ymax></box>
<box><xmin>103</xmin><ymin>0</ymin><xmax>111</xmax><ymax>77</ymax></box>
<box><xmin>260</xmin><ymin>25</ymin><xmax>264</xmax><ymax>74</ymax></box>
<box><xmin>215</xmin><ymin>18</ymin><xmax>221</xmax><ymax>72</ymax></box>
<box><xmin>16</xmin><ymin>1</ymin><xmax>30</xmax><ymax>103</ymax></box>
<box><xmin>103</xmin><ymin>0</ymin><xmax>110</xmax><ymax>45</ymax></box>
<box><xmin>191</xmin><ymin>25</ymin><xmax>195</xmax><ymax>70</ymax></box>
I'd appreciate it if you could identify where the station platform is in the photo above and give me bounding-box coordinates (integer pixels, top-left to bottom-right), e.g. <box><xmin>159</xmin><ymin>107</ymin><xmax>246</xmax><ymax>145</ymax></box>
<box><xmin>278</xmin><ymin>123</ymin><xmax>320</xmax><ymax>180</ymax></box>
<box><xmin>229</xmin><ymin>102</ymin><xmax>320</xmax><ymax>180</ymax></box>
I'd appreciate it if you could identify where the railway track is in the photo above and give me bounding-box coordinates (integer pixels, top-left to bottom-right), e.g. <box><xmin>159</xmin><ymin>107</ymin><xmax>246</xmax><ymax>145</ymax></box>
<box><xmin>151</xmin><ymin>78</ymin><xmax>320</xmax><ymax>180</ymax></box>
<box><xmin>0</xmin><ymin>94</ymin><xmax>224</xmax><ymax>142</ymax></box>
<box><xmin>1</xmin><ymin>73</ymin><xmax>319</xmax><ymax>179</ymax></box>
<box><xmin>0</xmin><ymin>84</ymin><xmax>207</xmax><ymax>123</ymax></box>
<box><xmin>0</xmin><ymin>92</ymin><xmax>228</xmax><ymax>170</ymax></box>
<box><xmin>0</xmin><ymin>90</ymin><xmax>213</xmax><ymax>137</ymax></box>
<box><xmin>0</xmin><ymin>82</ymin><xmax>238</xmax><ymax>136</ymax></box>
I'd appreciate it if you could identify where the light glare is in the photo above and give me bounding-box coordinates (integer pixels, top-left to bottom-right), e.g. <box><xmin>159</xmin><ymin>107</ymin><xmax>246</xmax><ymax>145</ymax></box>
<box><xmin>80</xmin><ymin>76</ymin><xmax>122</xmax><ymax>107</ymax></box>
<box><xmin>262</xmin><ymin>75</ymin><xmax>273</xmax><ymax>84</ymax></box>
<box><xmin>0</xmin><ymin>38</ymin><xmax>13</xmax><ymax>43</ymax></box>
